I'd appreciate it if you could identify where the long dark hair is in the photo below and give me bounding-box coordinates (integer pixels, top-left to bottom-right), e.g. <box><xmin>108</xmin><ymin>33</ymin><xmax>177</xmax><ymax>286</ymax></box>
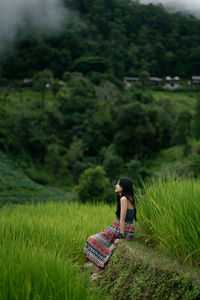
<box><xmin>116</xmin><ymin>177</ymin><xmax>137</xmax><ymax>222</ymax></box>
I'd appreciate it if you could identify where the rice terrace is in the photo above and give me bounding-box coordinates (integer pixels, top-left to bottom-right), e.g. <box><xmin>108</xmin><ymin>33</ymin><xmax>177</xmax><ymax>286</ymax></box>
<box><xmin>0</xmin><ymin>151</ymin><xmax>199</xmax><ymax>299</ymax></box>
<box><xmin>1</xmin><ymin>0</ymin><xmax>200</xmax><ymax>298</ymax></box>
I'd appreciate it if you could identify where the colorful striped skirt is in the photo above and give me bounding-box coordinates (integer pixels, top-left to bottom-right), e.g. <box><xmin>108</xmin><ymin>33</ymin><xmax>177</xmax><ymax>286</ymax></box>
<box><xmin>83</xmin><ymin>219</ymin><xmax>134</xmax><ymax>268</ymax></box>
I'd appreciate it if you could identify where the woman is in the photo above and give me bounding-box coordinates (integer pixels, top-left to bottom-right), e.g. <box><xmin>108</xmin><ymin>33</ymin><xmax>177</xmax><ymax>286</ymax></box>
<box><xmin>83</xmin><ymin>177</ymin><xmax>137</xmax><ymax>281</ymax></box>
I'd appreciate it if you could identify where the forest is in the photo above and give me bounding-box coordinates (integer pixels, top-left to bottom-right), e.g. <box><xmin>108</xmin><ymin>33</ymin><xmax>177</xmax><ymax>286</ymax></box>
<box><xmin>0</xmin><ymin>1</ymin><xmax>200</xmax><ymax>299</ymax></box>
<box><xmin>0</xmin><ymin>0</ymin><xmax>200</xmax><ymax>200</ymax></box>
<box><xmin>1</xmin><ymin>0</ymin><xmax>200</xmax><ymax>80</ymax></box>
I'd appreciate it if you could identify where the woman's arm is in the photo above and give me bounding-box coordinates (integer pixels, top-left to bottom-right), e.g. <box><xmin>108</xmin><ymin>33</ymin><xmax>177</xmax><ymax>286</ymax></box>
<box><xmin>114</xmin><ymin>196</ymin><xmax>127</xmax><ymax>244</ymax></box>
<box><xmin>119</xmin><ymin>196</ymin><xmax>128</xmax><ymax>236</ymax></box>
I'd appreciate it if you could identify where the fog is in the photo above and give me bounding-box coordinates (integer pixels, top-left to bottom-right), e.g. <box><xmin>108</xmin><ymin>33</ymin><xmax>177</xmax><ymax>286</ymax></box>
<box><xmin>0</xmin><ymin>0</ymin><xmax>76</xmax><ymax>49</ymax></box>
<box><xmin>139</xmin><ymin>0</ymin><xmax>200</xmax><ymax>18</ymax></box>
<box><xmin>1</xmin><ymin>0</ymin><xmax>200</xmax><ymax>51</ymax></box>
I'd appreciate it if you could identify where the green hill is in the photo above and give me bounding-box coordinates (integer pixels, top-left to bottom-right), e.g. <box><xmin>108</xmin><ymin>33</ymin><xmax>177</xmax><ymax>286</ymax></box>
<box><xmin>94</xmin><ymin>240</ymin><xmax>200</xmax><ymax>300</ymax></box>
<box><xmin>147</xmin><ymin>139</ymin><xmax>200</xmax><ymax>178</ymax></box>
<box><xmin>0</xmin><ymin>151</ymin><xmax>75</xmax><ymax>207</ymax></box>
<box><xmin>2</xmin><ymin>0</ymin><xmax>200</xmax><ymax>79</ymax></box>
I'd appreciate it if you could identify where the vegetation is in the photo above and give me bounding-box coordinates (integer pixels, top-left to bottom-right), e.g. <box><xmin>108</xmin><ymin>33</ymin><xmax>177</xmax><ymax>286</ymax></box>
<box><xmin>0</xmin><ymin>151</ymin><xmax>75</xmax><ymax>207</ymax></box>
<box><xmin>1</xmin><ymin>81</ymin><xmax>200</xmax><ymax>191</ymax></box>
<box><xmin>0</xmin><ymin>1</ymin><xmax>200</xmax><ymax>191</ymax></box>
<box><xmin>1</xmin><ymin>0</ymin><xmax>200</xmax><ymax>80</ymax></box>
<box><xmin>94</xmin><ymin>242</ymin><xmax>200</xmax><ymax>300</ymax></box>
<box><xmin>137</xmin><ymin>176</ymin><xmax>200</xmax><ymax>266</ymax></box>
<box><xmin>0</xmin><ymin>201</ymin><xmax>114</xmax><ymax>299</ymax></box>
<box><xmin>0</xmin><ymin>0</ymin><xmax>200</xmax><ymax>298</ymax></box>
<box><xmin>0</xmin><ymin>186</ymin><xmax>199</xmax><ymax>299</ymax></box>
<box><xmin>77</xmin><ymin>165</ymin><xmax>114</xmax><ymax>203</ymax></box>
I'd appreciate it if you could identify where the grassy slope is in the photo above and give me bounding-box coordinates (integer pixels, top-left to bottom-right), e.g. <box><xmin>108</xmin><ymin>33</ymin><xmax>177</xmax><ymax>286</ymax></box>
<box><xmin>94</xmin><ymin>221</ymin><xmax>200</xmax><ymax>300</ymax></box>
<box><xmin>136</xmin><ymin>177</ymin><xmax>200</xmax><ymax>266</ymax></box>
<box><xmin>148</xmin><ymin>88</ymin><xmax>200</xmax><ymax>176</ymax></box>
<box><xmin>152</xmin><ymin>89</ymin><xmax>197</xmax><ymax>112</ymax></box>
<box><xmin>2</xmin><ymin>87</ymin><xmax>199</xmax><ymax>175</ymax></box>
<box><xmin>2</xmin><ymin>88</ymin><xmax>55</xmax><ymax>102</ymax></box>
<box><xmin>94</xmin><ymin>240</ymin><xmax>200</xmax><ymax>300</ymax></box>
<box><xmin>1</xmin><ymin>87</ymin><xmax>200</xmax><ymax>299</ymax></box>
<box><xmin>1</xmin><ymin>198</ymin><xmax>199</xmax><ymax>299</ymax></box>
<box><xmin>0</xmin><ymin>166</ymin><xmax>199</xmax><ymax>299</ymax></box>
<box><xmin>1</xmin><ymin>87</ymin><xmax>200</xmax><ymax>197</ymax></box>
<box><xmin>0</xmin><ymin>150</ymin><xmax>74</xmax><ymax>207</ymax></box>
<box><xmin>0</xmin><ymin>201</ymin><xmax>114</xmax><ymax>299</ymax></box>
<box><xmin>147</xmin><ymin>139</ymin><xmax>200</xmax><ymax>178</ymax></box>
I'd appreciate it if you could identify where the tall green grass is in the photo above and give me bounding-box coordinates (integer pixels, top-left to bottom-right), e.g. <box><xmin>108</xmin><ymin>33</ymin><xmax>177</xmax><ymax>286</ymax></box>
<box><xmin>0</xmin><ymin>201</ymin><xmax>115</xmax><ymax>299</ymax></box>
<box><xmin>137</xmin><ymin>176</ymin><xmax>200</xmax><ymax>266</ymax></box>
<box><xmin>2</xmin><ymin>177</ymin><xmax>199</xmax><ymax>299</ymax></box>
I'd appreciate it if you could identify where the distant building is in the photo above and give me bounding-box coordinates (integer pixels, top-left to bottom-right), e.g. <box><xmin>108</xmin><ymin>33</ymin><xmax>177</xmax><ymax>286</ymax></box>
<box><xmin>189</xmin><ymin>76</ymin><xmax>200</xmax><ymax>86</ymax></box>
<box><xmin>150</xmin><ymin>77</ymin><xmax>162</xmax><ymax>86</ymax></box>
<box><xmin>22</xmin><ymin>78</ymin><xmax>33</xmax><ymax>87</ymax></box>
<box><xmin>164</xmin><ymin>76</ymin><xmax>180</xmax><ymax>89</ymax></box>
<box><xmin>123</xmin><ymin>77</ymin><xmax>138</xmax><ymax>87</ymax></box>
<box><xmin>123</xmin><ymin>76</ymin><xmax>162</xmax><ymax>87</ymax></box>
<box><xmin>45</xmin><ymin>83</ymin><xmax>51</xmax><ymax>89</ymax></box>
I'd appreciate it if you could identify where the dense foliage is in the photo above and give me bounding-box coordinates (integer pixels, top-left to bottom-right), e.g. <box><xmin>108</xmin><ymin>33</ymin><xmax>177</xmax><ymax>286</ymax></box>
<box><xmin>137</xmin><ymin>176</ymin><xmax>200</xmax><ymax>266</ymax></box>
<box><xmin>1</xmin><ymin>0</ymin><xmax>200</xmax><ymax>80</ymax></box>
<box><xmin>1</xmin><ymin>0</ymin><xmax>200</xmax><ymax>192</ymax></box>
<box><xmin>0</xmin><ymin>73</ymin><xmax>200</xmax><ymax>189</ymax></box>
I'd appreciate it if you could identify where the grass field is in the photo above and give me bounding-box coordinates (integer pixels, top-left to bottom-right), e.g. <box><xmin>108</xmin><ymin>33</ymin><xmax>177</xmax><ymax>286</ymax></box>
<box><xmin>0</xmin><ymin>174</ymin><xmax>200</xmax><ymax>298</ymax></box>
<box><xmin>147</xmin><ymin>138</ymin><xmax>200</xmax><ymax>178</ymax></box>
<box><xmin>2</xmin><ymin>86</ymin><xmax>199</xmax><ymax>114</ymax></box>
<box><xmin>137</xmin><ymin>176</ymin><xmax>200</xmax><ymax>266</ymax></box>
<box><xmin>151</xmin><ymin>89</ymin><xmax>198</xmax><ymax>112</ymax></box>
<box><xmin>0</xmin><ymin>200</ymin><xmax>115</xmax><ymax>300</ymax></box>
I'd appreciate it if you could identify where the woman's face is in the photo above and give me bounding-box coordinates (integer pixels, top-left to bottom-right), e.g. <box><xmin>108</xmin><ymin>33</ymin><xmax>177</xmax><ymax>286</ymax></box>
<box><xmin>115</xmin><ymin>180</ymin><xmax>123</xmax><ymax>193</ymax></box>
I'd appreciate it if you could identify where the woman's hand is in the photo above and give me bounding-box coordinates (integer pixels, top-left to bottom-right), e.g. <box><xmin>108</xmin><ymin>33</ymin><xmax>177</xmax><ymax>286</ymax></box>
<box><xmin>114</xmin><ymin>238</ymin><xmax>120</xmax><ymax>245</ymax></box>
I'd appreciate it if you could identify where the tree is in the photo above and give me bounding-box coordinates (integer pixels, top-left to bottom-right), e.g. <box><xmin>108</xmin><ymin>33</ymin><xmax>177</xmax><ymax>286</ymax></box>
<box><xmin>32</xmin><ymin>69</ymin><xmax>53</xmax><ymax>104</ymax></box>
<box><xmin>44</xmin><ymin>143</ymin><xmax>70</xmax><ymax>184</ymax></box>
<box><xmin>56</xmin><ymin>84</ymin><xmax>97</xmax><ymax>148</ymax></box>
<box><xmin>138</xmin><ymin>70</ymin><xmax>150</xmax><ymax>90</ymax></box>
<box><xmin>113</xmin><ymin>101</ymin><xmax>162</xmax><ymax>160</ymax></box>
<box><xmin>126</xmin><ymin>159</ymin><xmax>151</xmax><ymax>186</ymax></box>
<box><xmin>73</xmin><ymin>56</ymin><xmax>108</xmax><ymax>74</ymax></box>
<box><xmin>95</xmin><ymin>81</ymin><xmax>119</xmax><ymax>102</ymax></box>
<box><xmin>172</xmin><ymin>110</ymin><xmax>192</xmax><ymax>156</ymax></box>
<box><xmin>77</xmin><ymin>165</ymin><xmax>111</xmax><ymax>203</ymax></box>
<box><xmin>102</xmin><ymin>145</ymin><xmax>125</xmax><ymax>182</ymax></box>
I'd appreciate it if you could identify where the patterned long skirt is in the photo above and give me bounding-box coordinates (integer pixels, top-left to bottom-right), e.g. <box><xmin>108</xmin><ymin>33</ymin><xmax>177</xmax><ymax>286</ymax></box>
<box><xmin>83</xmin><ymin>219</ymin><xmax>134</xmax><ymax>268</ymax></box>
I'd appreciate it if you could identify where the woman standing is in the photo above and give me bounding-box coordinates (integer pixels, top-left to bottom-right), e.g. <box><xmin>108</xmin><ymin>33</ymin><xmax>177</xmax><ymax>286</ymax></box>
<box><xmin>83</xmin><ymin>177</ymin><xmax>137</xmax><ymax>280</ymax></box>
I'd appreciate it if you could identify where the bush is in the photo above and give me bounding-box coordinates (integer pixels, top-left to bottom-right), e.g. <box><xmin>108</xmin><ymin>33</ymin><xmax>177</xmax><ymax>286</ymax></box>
<box><xmin>77</xmin><ymin>165</ymin><xmax>112</xmax><ymax>203</ymax></box>
<box><xmin>102</xmin><ymin>146</ymin><xmax>124</xmax><ymax>182</ymax></box>
<box><xmin>24</xmin><ymin>166</ymin><xmax>51</xmax><ymax>185</ymax></box>
<box><xmin>137</xmin><ymin>176</ymin><xmax>200</xmax><ymax>265</ymax></box>
<box><xmin>126</xmin><ymin>159</ymin><xmax>151</xmax><ymax>186</ymax></box>
<box><xmin>189</xmin><ymin>152</ymin><xmax>200</xmax><ymax>178</ymax></box>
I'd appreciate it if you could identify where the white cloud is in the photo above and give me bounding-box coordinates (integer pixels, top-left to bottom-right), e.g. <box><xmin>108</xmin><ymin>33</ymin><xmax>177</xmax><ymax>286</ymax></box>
<box><xmin>0</xmin><ymin>0</ymin><xmax>75</xmax><ymax>49</ymax></box>
<box><xmin>139</xmin><ymin>0</ymin><xmax>200</xmax><ymax>17</ymax></box>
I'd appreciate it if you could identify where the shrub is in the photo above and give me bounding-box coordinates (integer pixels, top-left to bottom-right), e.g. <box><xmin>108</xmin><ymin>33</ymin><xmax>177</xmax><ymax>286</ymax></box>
<box><xmin>77</xmin><ymin>165</ymin><xmax>111</xmax><ymax>203</ymax></box>
<box><xmin>102</xmin><ymin>147</ymin><xmax>124</xmax><ymax>182</ymax></box>
<box><xmin>126</xmin><ymin>159</ymin><xmax>151</xmax><ymax>186</ymax></box>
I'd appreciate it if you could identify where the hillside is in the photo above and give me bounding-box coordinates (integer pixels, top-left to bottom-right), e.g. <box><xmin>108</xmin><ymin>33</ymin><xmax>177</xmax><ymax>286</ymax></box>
<box><xmin>147</xmin><ymin>138</ymin><xmax>200</xmax><ymax>178</ymax></box>
<box><xmin>1</xmin><ymin>0</ymin><xmax>200</xmax><ymax>80</ymax></box>
<box><xmin>0</xmin><ymin>178</ymin><xmax>199</xmax><ymax>299</ymax></box>
<box><xmin>93</xmin><ymin>239</ymin><xmax>200</xmax><ymax>300</ymax></box>
<box><xmin>0</xmin><ymin>151</ymin><xmax>75</xmax><ymax>207</ymax></box>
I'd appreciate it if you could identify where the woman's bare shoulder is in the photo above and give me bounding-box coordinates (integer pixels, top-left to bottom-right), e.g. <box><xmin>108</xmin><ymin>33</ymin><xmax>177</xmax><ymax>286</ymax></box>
<box><xmin>121</xmin><ymin>195</ymin><xmax>134</xmax><ymax>209</ymax></box>
<box><xmin>120</xmin><ymin>196</ymin><xmax>128</xmax><ymax>202</ymax></box>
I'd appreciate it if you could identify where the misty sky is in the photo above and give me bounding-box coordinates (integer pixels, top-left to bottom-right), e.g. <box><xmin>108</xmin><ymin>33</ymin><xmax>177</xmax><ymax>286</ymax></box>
<box><xmin>0</xmin><ymin>0</ymin><xmax>200</xmax><ymax>51</ymax></box>
<box><xmin>139</xmin><ymin>0</ymin><xmax>200</xmax><ymax>17</ymax></box>
<box><xmin>0</xmin><ymin>0</ymin><xmax>75</xmax><ymax>49</ymax></box>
